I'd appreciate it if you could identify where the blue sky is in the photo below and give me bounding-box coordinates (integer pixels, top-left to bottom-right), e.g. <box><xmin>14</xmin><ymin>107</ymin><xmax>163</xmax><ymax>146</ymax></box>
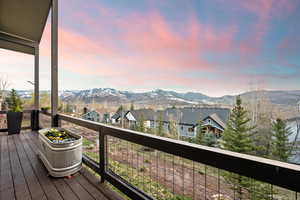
<box><xmin>0</xmin><ymin>0</ymin><xmax>299</xmax><ymax>97</ymax></box>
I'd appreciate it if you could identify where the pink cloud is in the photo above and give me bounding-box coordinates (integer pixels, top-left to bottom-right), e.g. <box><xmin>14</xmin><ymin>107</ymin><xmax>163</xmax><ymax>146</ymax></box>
<box><xmin>34</xmin><ymin>1</ymin><xmax>299</xmax><ymax>95</ymax></box>
<box><xmin>40</xmin><ymin>7</ymin><xmax>240</xmax><ymax>79</ymax></box>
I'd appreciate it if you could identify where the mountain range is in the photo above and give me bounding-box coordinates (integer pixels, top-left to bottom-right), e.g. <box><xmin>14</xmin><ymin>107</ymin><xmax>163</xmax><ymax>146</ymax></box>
<box><xmin>18</xmin><ymin>88</ymin><xmax>300</xmax><ymax>107</ymax></box>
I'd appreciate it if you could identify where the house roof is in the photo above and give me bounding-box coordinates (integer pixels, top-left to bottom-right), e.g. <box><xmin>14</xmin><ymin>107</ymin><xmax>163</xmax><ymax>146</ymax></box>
<box><xmin>129</xmin><ymin>109</ymin><xmax>156</xmax><ymax>121</ymax></box>
<box><xmin>111</xmin><ymin>110</ymin><xmax>129</xmax><ymax>120</ymax></box>
<box><xmin>161</xmin><ymin>107</ymin><xmax>230</xmax><ymax>126</ymax></box>
<box><xmin>0</xmin><ymin>0</ymin><xmax>51</xmax><ymax>54</ymax></box>
<box><xmin>204</xmin><ymin>113</ymin><xmax>226</xmax><ymax>129</ymax></box>
<box><xmin>82</xmin><ymin>110</ymin><xmax>100</xmax><ymax>117</ymax></box>
<box><xmin>112</xmin><ymin>107</ymin><xmax>230</xmax><ymax>129</ymax></box>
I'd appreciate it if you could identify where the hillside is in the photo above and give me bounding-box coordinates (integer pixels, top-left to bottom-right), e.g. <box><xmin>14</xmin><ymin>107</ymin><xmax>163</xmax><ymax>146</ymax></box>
<box><xmin>30</xmin><ymin>88</ymin><xmax>300</xmax><ymax>107</ymax></box>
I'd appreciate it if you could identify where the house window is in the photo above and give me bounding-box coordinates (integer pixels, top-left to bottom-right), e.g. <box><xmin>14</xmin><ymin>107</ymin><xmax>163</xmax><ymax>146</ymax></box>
<box><xmin>188</xmin><ymin>127</ymin><xmax>194</xmax><ymax>132</ymax></box>
<box><xmin>208</xmin><ymin>119</ymin><xmax>211</xmax><ymax>124</ymax></box>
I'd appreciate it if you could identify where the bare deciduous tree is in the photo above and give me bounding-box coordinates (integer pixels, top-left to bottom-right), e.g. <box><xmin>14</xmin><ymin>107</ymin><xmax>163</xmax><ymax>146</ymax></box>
<box><xmin>0</xmin><ymin>76</ymin><xmax>10</xmax><ymax>112</ymax></box>
<box><xmin>0</xmin><ymin>76</ymin><xmax>9</xmax><ymax>98</ymax></box>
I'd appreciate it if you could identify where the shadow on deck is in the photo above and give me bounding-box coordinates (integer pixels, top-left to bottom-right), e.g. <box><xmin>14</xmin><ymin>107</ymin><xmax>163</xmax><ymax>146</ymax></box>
<box><xmin>0</xmin><ymin>131</ymin><xmax>123</xmax><ymax>200</ymax></box>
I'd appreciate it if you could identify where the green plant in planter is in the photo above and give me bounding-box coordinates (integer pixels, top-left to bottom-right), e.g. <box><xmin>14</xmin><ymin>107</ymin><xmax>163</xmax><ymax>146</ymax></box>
<box><xmin>5</xmin><ymin>89</ymin><xmax>23</xmax><ymax>112</ymax></box>
<box><xmin>5</xmin><ymin>89</ymin><xmax>23</xmax><ymax>134</ymax></box>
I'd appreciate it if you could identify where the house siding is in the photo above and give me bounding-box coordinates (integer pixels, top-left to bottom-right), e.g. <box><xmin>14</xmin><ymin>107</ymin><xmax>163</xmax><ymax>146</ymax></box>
<box><xmin>287</xmin><ymin>120</ymin><xmax>300</xmax><ymax>164</ymax></box>
<box><xmin>203</xmin><ymin>118</ymin><xmax>224</xmax><ymax>131</ymax></box>
<box><xmin>82</xmin><ymin>111</ymin><xmax>100</xmax><ymax>122</ymax></box>
<box><xmin>179</xmin><ymin>124</ymin><xmax>195</xmax><ymax>137</ymax></box>
<box><xmin>126</xmin><ymin>112</ymin><xmax>136</xmax><ymax>121</ymax></box>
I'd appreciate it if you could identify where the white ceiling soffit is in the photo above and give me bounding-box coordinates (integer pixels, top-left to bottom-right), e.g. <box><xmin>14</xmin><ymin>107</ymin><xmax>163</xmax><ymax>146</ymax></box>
<box><xmin>0</xmin><ymin>0</ymin><xmax>51</xmax><ymax>54</ymax></box>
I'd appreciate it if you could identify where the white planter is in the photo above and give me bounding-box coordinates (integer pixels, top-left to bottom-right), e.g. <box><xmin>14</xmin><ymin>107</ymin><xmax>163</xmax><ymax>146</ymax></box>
<box><xmin>38</xmin><ymin>128</ymin><xmax>82</xmax><ymax>177</ymax></box>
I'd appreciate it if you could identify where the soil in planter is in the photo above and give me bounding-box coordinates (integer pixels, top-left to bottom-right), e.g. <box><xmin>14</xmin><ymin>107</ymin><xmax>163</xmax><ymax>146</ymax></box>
<box><xmin>45</xmin><ymin>128</ymin><xmax>77</xmax><ymax>144</ymax></box>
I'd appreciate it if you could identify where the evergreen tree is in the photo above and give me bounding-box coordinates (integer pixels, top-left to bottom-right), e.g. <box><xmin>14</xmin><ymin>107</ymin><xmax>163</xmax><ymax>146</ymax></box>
<box><xmin>202</xmin><ymin>132</ymin><xmax>217</xmax><ymax>147</ymax></box>
<box><xmin>168</xmin><ymin>120</ymin><xmax>178</xmax><ymax>139</ymax></box>
<box><xmin>253</xmin><ymin>112</ymin><xmax>273</xmax><ymax>158</ymax></box>
<box><xmin>157</xmin><ymin>113</ymin><xmax>165</xmax><ymax>137</ymax></box>
<box><xmin>222</xmin><ymin>96</ymin><xmax>255</xmax><ymax>154</ymax></box>
<box><xmin>102</xmin><ymin>113</ymin><xmax>110</xmax><ymax>123</ymax></box>
<box><xmin>221</xmin><ymin>96</ymin><xmax>256</xmax><ymax>199</ymax></box>
<box><xmin>83</xmin><ymin>107</ymin><xmax>88</xmax><ymax>114</ymax></box>
<box><xmin>194</xmin><ymin>120</ymin><xmax>204</xmax><ymax>145</ymax></box>
<box><xmin>65</xmin><ymin>103</ymin><xmax>73</xmax><ymax>113</ymax></box>
<box><xmin>117</xmin><ymin>105</ymin><xmax>124</xmax><ymax>113</ymax></box>
<box><xmin>136</xmin><ymin>115</ymin><xmax>145</xmax><ymax>132</ymax></box>
<box><xmin>130</xmin><ymin>102</ymin><xmax>135</xmax><ymax>111</ymax></box>
<box><xmin>271</xmin><ymin>118</ymin><xmax>292</xmax><ymax>162</ymax></box>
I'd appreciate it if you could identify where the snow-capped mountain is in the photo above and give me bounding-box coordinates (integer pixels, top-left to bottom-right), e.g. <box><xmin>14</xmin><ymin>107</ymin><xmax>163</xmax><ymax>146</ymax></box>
<box><xmin>16</xmin><ymin>88</ymin><xmax>300</xmax><ymax>107</ymax></box>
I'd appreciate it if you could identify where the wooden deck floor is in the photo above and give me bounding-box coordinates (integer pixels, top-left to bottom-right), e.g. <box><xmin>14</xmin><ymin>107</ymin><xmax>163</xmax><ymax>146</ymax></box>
<box><xmin>0</xmin><ymin>131</ymin><xmax>122</xmax><ymax>200</ymax></box>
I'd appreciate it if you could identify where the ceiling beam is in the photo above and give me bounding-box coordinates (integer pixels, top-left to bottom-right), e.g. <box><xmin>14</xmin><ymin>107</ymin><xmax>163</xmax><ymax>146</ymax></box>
<box><xmin>0</xmin><ymin>32</ymin><xmax>37</xmax><ymax>48</ymax></box>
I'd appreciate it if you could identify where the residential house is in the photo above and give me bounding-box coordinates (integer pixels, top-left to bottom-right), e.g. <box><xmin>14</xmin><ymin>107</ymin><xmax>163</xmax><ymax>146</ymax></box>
<box><xmin>111</xmin><ymin>111</ymin><xmax>126</xmax><ymax>125</ymax></box>
<box><xmin>111</xmin><ymin>109</ymin><xmax>156</xmax><ymax>129</ymax></box>
<box><xmin>102</xmin><ymin>113</ymin><xmax>111</xmax><ymax>123</ymax></box>
<box><xmin>286</xmin><ymin>117</ymin><xmax>300</xmax><ymax>164</ymax></box>
<box><xmin>82</xmin><ymin>110</ymin><xmax>101</xmax><ymax>122</ymax></box>
<box><xmin>159</xmin><ymin>107</ymin><xmax>230</xmax><ymax>138</ymax></box>
<box><xmin>112</xmin><ymin>107</ymin><xmax>230</xmax><ymax>138</ymax></box>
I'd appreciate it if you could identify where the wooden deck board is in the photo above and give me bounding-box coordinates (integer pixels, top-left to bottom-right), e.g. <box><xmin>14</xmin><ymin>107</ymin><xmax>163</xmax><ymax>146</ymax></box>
<box><xmin>0</xmin><ymin>136</ymin><xmax>15</xmax><ymax>200</ymax></box>
<box><xmin>13</xmin><ymin>134</ymin><xmax>47</xmax><ymax>200</ymax></box>
<box><xmin>20</xmin><ymin>133</ymin><xmax>64</xmax><ymax>200</ymax></box>
<box><xmin>0</xmin><ymin>131</ymin><xmax>118</xmax><ymax>200</ymax></box>
<box><xmin>8</xmin><ymin>136</ymin><xmax>32</xmax><ymax>200</ymax></box>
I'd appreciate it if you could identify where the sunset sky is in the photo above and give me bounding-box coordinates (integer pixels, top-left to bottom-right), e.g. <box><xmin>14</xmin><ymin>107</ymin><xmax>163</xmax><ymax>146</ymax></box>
<box><xmin>1</xmin><ymin>0</ymin><xmax>300</xmax><ymax>97</ymax></box>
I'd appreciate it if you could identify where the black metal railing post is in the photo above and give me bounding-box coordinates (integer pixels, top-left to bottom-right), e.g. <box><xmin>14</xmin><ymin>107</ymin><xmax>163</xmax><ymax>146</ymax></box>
<box><xmin>52</xmin><ymin>114</ymin><xmax>61</xmax><ymax>127</ymax></box>
<box><xmin>99</xmin><ymin>127</ymin><xmax>106</xmax><ymax>183</ymax></box>
<box><xmin>31</xmin><ymin>110</ymin><xmax>39</xmax><ymax>131</ymax></box>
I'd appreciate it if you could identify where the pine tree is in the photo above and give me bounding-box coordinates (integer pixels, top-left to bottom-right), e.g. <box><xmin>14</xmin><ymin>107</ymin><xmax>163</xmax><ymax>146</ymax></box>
<box><xmin>130</xmin><ymin>102</ymin><xmax>135</xmax><ymax>111</ymax></box>
<box><xmin>202</xmin><ymin>132</ymin><xmax>217</xmax><ymax>147</ymax></box>
<box><xmin>136</xmin><ymin>115</ymin><xmax>145</xmax><ymax>132</ymax></box>
<box><xmin>195</xmin><ymin>120</ymin><xmax>204</xmax><ymax>145</ymax></box>
<box><xmin>117</xmin><ymin>105</ymin><xmax>124</xmax><ymax>113</ymax></box>
<box><xmin>157</xmin><ymin>113</ymin><xmax>165</xmax><ymax>137</ymax></box>
<box><xmin>271</xmin><ymin>118</ymin><xmax>292</xmax><ymax>162</ymax></box>
<box><xmin>65</xmin><ymin>103</ymin><xmax>73</xmax><ymax>113</ymax></box>
<box><xmin>222</xmin><ymin>96</ymin><xmax>255</xmax><ymax>154</ymax></box>
<box><xmin>221</xmin><ymin>96</ymin><xmax>256</xmax><ymax>199</ymax></box>
<box><xmin>253</xmin><ymin>112</ymin><xmax>273</xmax><ymax>158</ymax></box>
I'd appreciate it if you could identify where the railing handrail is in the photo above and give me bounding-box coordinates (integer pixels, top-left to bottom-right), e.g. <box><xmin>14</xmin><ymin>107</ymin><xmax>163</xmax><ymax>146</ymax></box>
<box><xmin>0</xmin><ymin>109</ymin><xmax>33</xmax><ymax>114</ymax></box>
<box><xmin>0</xmin><ymin>109</ymin><xmax>37</xmax><ymax>132</ymax></box>
<box><xmin>54</xmin><ymin>112</ymin><xmax>300</xmax><ymax>193</ymax></box>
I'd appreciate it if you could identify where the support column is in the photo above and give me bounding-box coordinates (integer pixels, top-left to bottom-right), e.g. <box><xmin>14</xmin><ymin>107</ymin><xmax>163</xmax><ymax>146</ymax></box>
<box><xmin>34</xmin><ymin>45</ymin><xmax>39</xmax><ymax>110</ymax></box>
<box><xmin>51</xmin><ymin>0</ymin><xmax>59</xmax><ymax>127</ymax></box>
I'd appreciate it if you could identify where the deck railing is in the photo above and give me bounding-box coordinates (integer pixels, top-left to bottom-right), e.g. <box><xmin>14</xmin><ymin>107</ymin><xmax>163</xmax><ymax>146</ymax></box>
<box><xmin>39</xmin><ymin>111</ymin><xmax>300</xmax><ymax>200</ymax></box>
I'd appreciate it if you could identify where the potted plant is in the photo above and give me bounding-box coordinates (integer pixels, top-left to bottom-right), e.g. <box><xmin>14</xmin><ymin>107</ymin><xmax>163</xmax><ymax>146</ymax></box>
<box><xmin>38</xmin><ymin>128</ymin><xmax>82</xmax><ymax>177</ymax></box>
<box><xmin>41</xmin><ymin>106</ymin><xmax>50</xmax><ymax>113</ymax></box>
<box><xmin>5</xmin><ymin>89</ymin><xmax>23</xmax><ymax>134</ymax></box>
